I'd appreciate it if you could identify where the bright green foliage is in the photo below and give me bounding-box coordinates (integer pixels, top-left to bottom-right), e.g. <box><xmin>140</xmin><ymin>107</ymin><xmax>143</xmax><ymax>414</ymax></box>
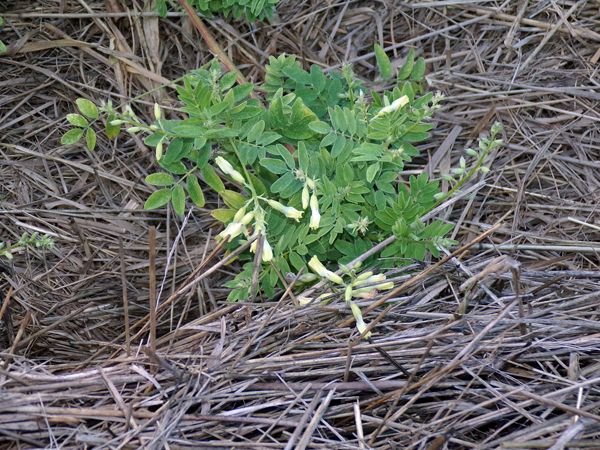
<box><xmin>0</xmin><ymin>17</ymin><xmax>6</xmax><ymax>54</ymax></box>
<box><xmin>64</xmin><ymin>48</ymin><xmax>479</xmax><ymax>303</ymax></box>
<box><xmin>61</xmin><ymin>98</ymin><xmax>99</xmax><ymax>151</ymax></box>
<box><xmin>156</xmin><ymin>0</ymin><xmax>278</xmax><ymax>21</ymax></box>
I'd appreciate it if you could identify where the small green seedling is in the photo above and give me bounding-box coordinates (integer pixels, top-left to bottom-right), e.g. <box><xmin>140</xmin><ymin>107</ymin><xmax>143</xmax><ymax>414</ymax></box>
<box><xmin>61</xmin><ymin>98</ymin><xmax>99</xmax><ymax>151</ymax></box>
<box><xmin>156</xmin><ymin>0</ymin><xmax>279</xmax><ymax>21</ymax></box>
<box><xmin>0</xmin><ymin>232</ymin><xmax>55</xmax><ymax>261</ymax></box>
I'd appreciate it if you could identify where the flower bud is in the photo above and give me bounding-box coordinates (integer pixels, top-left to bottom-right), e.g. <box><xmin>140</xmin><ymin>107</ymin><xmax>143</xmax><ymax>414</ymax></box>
<box><xmin>345</xmin><ymin>284</ymin><xmax>353</xmax><ymax>302</ymax></box>
<box><xmin>153</xmin><ymin>103</ymin><xmax>162</xmax><ymax>121</ymax></box>
<box><xmin>267</xmin><ymin>199</ymin><xmax>303</xmax><ymax>221</ymax></box>
<box><xmin>309</xmin><ymin>193</ymin><xmax>320</xmax><ymax>230</ymax></box>
<box><xmin>233</xmin><ymin>206</ymin><xmax>247</xmax><ymax>223</ymax></box>
<box><xmin>365</xmin><ymin>273</ymin><xmax>386</xmax><ymax>284</ymax></box>
<box><xmin>302</xmin><ymin>184</ymin><xmax>310</xmax><ymax>210</ymax></box>
<box><xmin>296</xmin><ymin>273</ymin><xmax>319</xmax><ymax>283</ymax></box>
<box><xmin>349</xmin><ymin>301</ymin><xmax>372</xmax><ymax>339</ymax></box>
<box><xmin>240</xmin><ymin>211</ymin><xmax>254</xmax><ymax>225</ymax></box>
<box><xmin>261</xmin><ymin>238</ymin><xmax>273</xmax><ymax>262</ymax></box>
<box><xmin>217</xmin><ymin>221</ymin><xmax>244</xmax><ymax>242</ymax></box>
<box><xmin>298</xmin><ymin>296</ymin><xmax>313</xmax><ymax>306</ymax></box>
<box><xmin>375</xmin><ymin>95</ymin><xmax>409</xmax><ymax>117</ymax></box>
<box><xmin>308</xmin><ymin>255</ymin><xmax>344</xmax><ymax>285</ymax></box>
<box><xmin>155</xmin><ymin>140</ymin><xmax>164</xmax><ymax>161</ymax></box>
<box><xmin>215</xmin><ymin>156</ymin><xmax>246</xmax><ymax>185</ymax></box>
<box><xmin>355</xmin><ymin>271</ymin><xmax>374</xmax><ymax>283</ymax></box>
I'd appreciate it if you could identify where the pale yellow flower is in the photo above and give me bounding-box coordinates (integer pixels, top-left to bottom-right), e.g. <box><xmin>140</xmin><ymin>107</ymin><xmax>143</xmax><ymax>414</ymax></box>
<box><xmin>375</xmin><ymin>95</ymin><xmax>409</xmax><ymax>117</ymax></box>
<box><xmin>302</xmin><ymin>184</ymin><xmax>310</xmax><ymax>210</ymax></box>
<box><xmin>155</xmin><ymin>139</ymin><xmax>164</xmax><ymax>161</ymax></box>
<box><xmin>261</xmin><ymin>238</ymin><xmax>273</xmax><ymax>262</ymax></box>
<box><xmin>349</xmin><ymin>301</ymin><xmax>372</xmax><ymax>339</ymax></box>
<box><xmin>215</xmin><ymin>156</ymin><xmax>246</xmax><ymax>184</ymax></box>
<box><xmin>217</xmin><ymin>221</ymin><xmax>245</xmax><ymax>242</ymax></box>
<box><xmin>309</xmin><ymin>193</ymin><xmax>320</xmax><ymax>230</ymax></box>
<box><xmin>308</xmin><ymin>255</ymin><xmax>344</xmax><ymax>285</ymax></box>
<box><xmin>297</xmin><ymin>296</ymin><xmax>313</xmax><ymax>306</ymax></box>
<box><xmin>267</xmin><ymin>199</ymin><xmax>303</xmax><ymax>221</ymax></box>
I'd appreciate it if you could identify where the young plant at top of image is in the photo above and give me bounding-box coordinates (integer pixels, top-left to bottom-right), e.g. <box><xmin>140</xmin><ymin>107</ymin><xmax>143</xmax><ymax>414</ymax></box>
<box><xmin>155</xmin><ymin>0</ymin><xmax>279</xmax><ymax>21</ymax></box>
<box><xmin>63</xmin><ymin>46</ymin><xmax>502</xmax><ymax>335</ymax></box>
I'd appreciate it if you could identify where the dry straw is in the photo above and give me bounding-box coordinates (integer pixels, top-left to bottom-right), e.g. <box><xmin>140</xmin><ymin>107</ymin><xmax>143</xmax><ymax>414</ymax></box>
<box><xmin>1</xmin><ymin>0</ymin><xmax>599</xmax><ymax>448</ymax></box>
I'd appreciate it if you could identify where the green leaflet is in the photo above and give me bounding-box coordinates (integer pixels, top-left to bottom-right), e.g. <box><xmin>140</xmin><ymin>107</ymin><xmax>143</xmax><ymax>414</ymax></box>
<box><xmin>374</xmin><ymin>44</ymin><xmax>393</xmax><ymax>80</ymax></box>
<box><xmin>144</xmin><ymin>189</ymin><xmax>172</xmax><ymax>210</ymax></box>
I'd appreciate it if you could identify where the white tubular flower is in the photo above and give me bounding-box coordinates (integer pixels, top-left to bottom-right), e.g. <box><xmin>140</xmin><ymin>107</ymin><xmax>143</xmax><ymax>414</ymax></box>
<box><xmin>353</xmin><ymin>290</ymin><xmax>377</xmax><ymax>299</ymax></box>
<box><xmin>261</xmin><ymin>238</ymin><xmax>273</xmax><ymax>262</ymax></box>
<box><xmin>309</xmin><ymin>193</ymin><xmax>320</xmax><ymax>230</ymax></box>
<box><xmin>375</xmin><ymin>95</ymin><xmax>409</xmax><ymax>117</ymax></box>
<box><xmin>217</xmin><ymin>221</ymin><xmax>245</xmax><ymax>242</ymax></box>
<box><xmin>353</xmin><ymin>283</ymin><xmax>394</xmax><ymax>298</ymax></box>
<box><xmin>240</xmin><ymin>211</ymin><xmax>254</xmax><ymax>225</ymax></box>
<box><xmin>155</xmin><ymin>139</ymin><xmax>164</xmax><ymax>161</ymax></box>
<box><xmin>296</xmin><ymin>273</ymin><xmax>318</xmax><ymax>283</ymax></box>
<box><xmin>298</xmin><ymin>296</ymin><xmax>313</xmax><ymax>306</ymax></box>
<box><xmin>125</xmin><ymin>105</ymin><xmax>138</xmax><ymax>119</ymax></box>
<box><xmin>354</xmin><ymin>271</ymin><xmax>374</xmax><ymax>283</ymax></box>
<box><xmin>266</xmin><ymin>199</ymin><xmax>303</xmax><ymax>221</ymax></box>
<box><xmin>351</xmin><ymin>272</ymin><xmax>394</xmax><ymax>297</ymax></box>
<box><xmin>349</xmin><ymin>301</ymin><xmax>372</xmax><ymax>339</ymax></box>
<box><xmin>215</xmin><ymin>156</ymin><xmax>246</xmax><ymax>185</ymax></box>
<box><xmin>345</xmin><ymin>285</ymin><xmax>353</xmax><ymax>302</ymax></box>
<box><xmin>233</xmin><ymin>206</ymin><xmax>247</xmax><ymax>222</ymax></box>
<box><xmin>153</xmin><ymin>103</ymin><xmax>162</xmax><ymax>121</ymax></box>
<box><xmin>308</xmin><ymin>255</ymin><xmax>344</xmax><ymax>285</ymax></box>
<box><xmin>365</xmin><ymin>273</ymin><xmax>386</xmax><ymax>284</ymax></box>
<box><xmin>302</xmin><ymin>184</ymin><xmax>310</xmax><ymax>210</ymax></box>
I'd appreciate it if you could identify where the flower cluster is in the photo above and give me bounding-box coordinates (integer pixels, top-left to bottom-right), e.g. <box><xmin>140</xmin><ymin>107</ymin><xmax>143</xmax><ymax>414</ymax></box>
<box><xmin>301</xmin><ymin>177</ymin><xmax>320</xmax><ymax>230</ymax></box>
<box><xmin>300</xmin><ymin>256</ymin><xmax>397</xmax><ymax>339</ymax></box>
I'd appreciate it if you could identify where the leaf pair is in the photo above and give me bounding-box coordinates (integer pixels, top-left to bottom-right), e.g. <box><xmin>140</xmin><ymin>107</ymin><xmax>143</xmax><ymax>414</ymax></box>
<box><xmin>144</xmin><ymin>173</ymin><xmax>206</xmax><ymax>215</ymax></box>
<box><xmin>374</xmin><ymin>44</ymin><xmax>426</xmax><ymax>82</ymax></box>
<box><xmin>61</xmin><ymin>98</ymin><xmax>99</xmax><ymax>151</ymax></box>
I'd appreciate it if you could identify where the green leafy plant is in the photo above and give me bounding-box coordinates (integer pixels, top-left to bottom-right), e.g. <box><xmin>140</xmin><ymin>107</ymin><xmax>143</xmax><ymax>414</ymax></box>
<box><xmin>156</xmin><ymin>0</ymin><xmax>278</xmax><ymax>21</ymax></box>
<box><xmin>0</xmin><ymin>17</ymin><xmax>7</xmax><ymax>54</ymax></box>
<box><xmin>0</xmin><ymin>232</ymin><xmax>55</xmax><ymax>260</ymax></box>
<box><xmin>63</xmin><ymin>46</ymin><xmax>502</xmax><ymax>336</ymax></box>
<box><xmin>61</xmin><ymin>98</ymin><xmax>99</xmax><ymax>151</ymax></box>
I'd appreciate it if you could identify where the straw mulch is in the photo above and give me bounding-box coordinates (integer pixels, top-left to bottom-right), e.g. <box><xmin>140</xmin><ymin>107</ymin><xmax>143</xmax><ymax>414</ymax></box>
<box><xmin>1</xmin><ymin>1</ymin><xmax>599</xmax><ymax>448</ymax></box>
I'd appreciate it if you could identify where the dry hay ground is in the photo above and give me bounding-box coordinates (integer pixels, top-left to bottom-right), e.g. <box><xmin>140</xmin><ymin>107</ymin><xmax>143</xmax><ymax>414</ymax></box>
<box><xmin>0</xmin><ymin>1</ymin><xmax>599</xmax><ymax>449</ymax></box>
